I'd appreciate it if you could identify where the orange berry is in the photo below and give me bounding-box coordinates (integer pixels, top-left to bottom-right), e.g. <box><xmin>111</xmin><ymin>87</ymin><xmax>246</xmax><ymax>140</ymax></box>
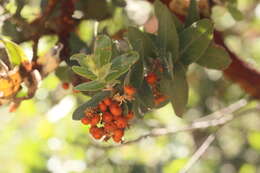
<box><xmin>90</xmin><ymin>114</ymin><xmax>101</xmax><ymax>126</ymax></box>
<box><xmin>62</xmin><ymin>82</ymin><xmax>70</xmax><ymax>90</ymax></box>
<box><xmin>73</xmin><ymin>89</ymin><xmax>80</xmax><ymax>93</ymax></box>
<box><xmin>109</xmin><ymin>103</ymin><xmax>122</xmax><ymax>116</ymax></box>
<box><xmin>145</xmin><ymin>72</ymin><xmax>158</xmax><ymax>85</ymax></box>
<box><xmin>126</xmin><ymin>111</ymin><xmax>134</xmax><ymax>120</ymax></box>
<box><xmin>113</xmin><ymin>129</ymin><xmax>124</xmax><ymax>143</ymax></box>
<box><xmin>90</xmin><ymin>127</ymin><xmax>105</xmax><ymax>139</ymax></box>
<box><xmin>90</xmin><ymin>126</ymin><xmax>99</xmax><ymax>134</ymax></box>
<box><xmin>98</xmin><ymin>101</ymin><xmax>107</xmax><ymax>112</ymax></box>
<box><xmin>154</xmin><ymin>95</ymin><xmax>167</xmax><ymax>105</ymax></box>
<box><xmin>124</xmin><ymin>85</ymin><xmax>136</xmax><ymax>96</ymax></box>
<box><xmin>113</xmin><ymin>135</ymin><xmax>122</xmax><ymax>143</ymax></box>
<box><xmin>104</xmin><ymin>122</ymin><xmax>117</xmax><ymax>132</ymax></box>
<box><xmin>81</xmin><ymin>117</ymin><xmax>91</xmax><ymax>125</ymax></box>
<box><xmin>102</xmin><ymin>112</ymin><xmax>113</xmax><ymax>123</ymax></box>
<box><xmin>115</xmin><ymin>117</ymin><xmax>128</xmax><ymax>128</ymax></box>
<box><xmin>103</xmin><ymin>97</ymin><xmax>112</xmax><ymax>106</ymax></box>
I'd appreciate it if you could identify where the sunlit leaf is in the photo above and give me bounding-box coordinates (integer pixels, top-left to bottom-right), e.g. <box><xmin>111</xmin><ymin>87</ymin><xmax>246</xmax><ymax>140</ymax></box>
<box><xmin>0</xmin><ymin>38</ymin><xmax>29</xmax><ymax>67</ymax></box>
<box><xmin>105</xmin><ymin>51</ymin><xmax>139</xmax><ymax>82</ymax></box>
<box><xmin>180</xmin><ymin>19</ymin><xmax>214</xmax><ymax>65</ymax></box>
<box><xmin>72</xmin><ymin>66</ymin><xmax>97</xmax><ymax>80</ymax></box>
<box><xmin>94</xmin><ymin>35</ymin><xmax>112</xmax><ymax>67</ymax></box>
<box><xmin>70</xmin><ymin>54</ymin><xmax>98</xmax><ymax>74</ymax></box>
<box><xmin>227</xmin><ymin>4</ymin><xmax>243</xmax><ymax>21</ymax></box>
<box><xmin>74</xmin><ymin>80</ymin><xmax>106</xmax><ymax>91</ymax></box>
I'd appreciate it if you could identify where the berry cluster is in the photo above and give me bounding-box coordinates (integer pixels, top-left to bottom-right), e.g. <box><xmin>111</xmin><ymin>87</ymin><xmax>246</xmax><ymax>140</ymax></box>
<box><xmin>80</xmin><ymin>85</ymin><xmax>136</xmax><ymax>143</ymax></box>
<box><xmin>145</xmin><ymin>72</ymin><xmax>167</xmax><ymax>105</ymax></box>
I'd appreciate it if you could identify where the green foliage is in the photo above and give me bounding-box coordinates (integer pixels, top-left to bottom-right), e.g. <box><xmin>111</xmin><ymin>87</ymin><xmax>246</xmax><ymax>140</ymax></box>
<box><xmin>73</xmin><ymin>91</ymin><xmax>111</xmax><ymax>120</ymax></box>
<box><xmin>71</xmin><ymin>36</ymin><xmax>139</xmax><ymax>91</ymax></box>
<box><xmin>94</xmin><ymin>35</ymin><xmax>112</xmax><ymax>67</ymax></box>
<box><xmin>227</xmin><ymin>3</ymin><xmax>243</xmax><ymax>21</ymax></box>
<box><xmin>185</xmin><ymin>0</ymin><xmax>199</xmax><ymax>27</ymax></box>
<box><xmin>197</xmin><ymin>44</ymin><xmax>232</xmax><ymax>70</ymax></box>
<box><xmin>74</xmin><ymin>80</ymin><xmax>106</xmax><ymax>91</ymax></box>
<box><xmin>179</xmin><ymin>19</ymin><xmax>214</xmax><ymax>65</ymax></box>
<box><xmin>70</xmin><ymin>0</ymin><xmax>231</xmax><ymax>118</ymax></box>
<box><xmin>154</xmin><ymin>0</ymin><xmax>179</xmax><ymax>61</ymax></box>
<box><xmin>0</xmin><ymin>38</ymin><xmax>29</xmax><ymax>67</ymax></box>
<box><xmin>71</xmin><ymin>66</ymin><xmax>97</xmax><ymax>80</ymax></box>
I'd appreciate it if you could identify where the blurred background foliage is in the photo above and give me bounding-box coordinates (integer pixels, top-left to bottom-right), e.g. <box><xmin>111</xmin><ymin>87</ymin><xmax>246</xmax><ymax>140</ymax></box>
<box><xmin>0</xmin><ymin>0</ymin><xmax>260</xmax><ymax>173</ymax></box>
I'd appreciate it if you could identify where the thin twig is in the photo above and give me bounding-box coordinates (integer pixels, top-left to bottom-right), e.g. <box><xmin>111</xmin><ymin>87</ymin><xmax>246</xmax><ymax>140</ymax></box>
<box><xmin>96</xmin><ymin>99</ymin><xmax>249</xmax><ymax>148</ymax></box>
<box><xmin>179</xmin><ymin>134</ymin><xmax>216</xmax><ymax>173</ymax></box>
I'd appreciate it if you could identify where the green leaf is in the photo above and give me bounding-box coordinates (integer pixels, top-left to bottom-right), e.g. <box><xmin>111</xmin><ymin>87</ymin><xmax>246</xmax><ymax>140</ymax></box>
<box><xmin>160</xmin><ymin>63</ymin><xmax>188</xmax><ymax>116</ymax></box>
<box><xmin>74</xmin><ymin>80</ymin><xmax>106</xmax><ymax>91</ymax></box>
<box><xmin>129</xmin><ymin>60</ymin><xmax>144</xmax><ymax>88</ymax></box>
<box><xmin>72</xmin><ymin>66</ymin><xmax>97</xmax><ymax>80</ymax></box>
<box><xmin>172</xmin><ymin>14</ymin><xmax>184</xmax><ymax>33</ymax></box>
<box><xmin>105</xmin><ymin>67</ymin><xmax>128</xmax><ymax>82</ymax></box>
<box><xmin>96</xmin><ymin>63</ymin><xmax>112</xmax><ymax>80</ymax></box>
<box><xmin>136</xmin><ymin>81</ymin><xmax>154</xmax><ymax>109</ymax></box>
<box><xmin>70</xmin><ymin>54</ymin><xmax>98</xmax><ymax>74</ymax></box>
<box><xmin>185</xmin><ymin>0</ymin><xmax>199</xmax><ymax>27</ymax></box>
<box><xmin>227</xmin><ymin>4</ymin><xmax>243</xmax><ymax>21</ymax></box>
<box><xmin>197</xmin><ymin>44</ymin><xmax>232</xmax><ymax>70</ymax></box>
<box><xmin>154</xmin><ymin>0</ymin><xmax>179</xmax><ymax>61</ymax></box>
<box><xmin>94</xmin><ymin>35</ymin><xmax>112</xmax><ymax>67</ymax></box>
<box><xmin>55</xmin><ymin>66</ymin><xmax>74</xmax><ymax>82</ymax></box>
<box><xmin>70</xmin><ymin>53</ymin><xmax>89</xmax><ymax>67</ymax></box>
<box><xmin>180</xmin><ymin>19</ymin><xmax>214</xmax><ymax>65</ymax></box>
<box><xmin>105</xmin><ymin>51</ymin><xmax>139</xmax><ymax>82</ymax></box>
<box><xmin>110</xmin><ymin>51</ymin><xmax>139</xmax><ymax>70</ymax></box>
<box><xmin>127</xmin><ymin>27</ymin><xmax>155</xmax><ymax>58</ymax></box>
<box><xmin>0</xmin><ymin>38</ymin><xmax>29</xmax><ymax>67</ymax></box>
<box><xmin>72</xmin><ymin>91</ymin><xmax>111</xmax><ymax>120</ymax></box>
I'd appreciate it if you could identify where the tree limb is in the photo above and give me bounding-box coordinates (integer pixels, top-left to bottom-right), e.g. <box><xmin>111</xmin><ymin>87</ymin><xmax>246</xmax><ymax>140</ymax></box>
<box><xmin>96</xmin><ymin>99</ymin><xmax>254</xmax><ymax>148</ymax></box>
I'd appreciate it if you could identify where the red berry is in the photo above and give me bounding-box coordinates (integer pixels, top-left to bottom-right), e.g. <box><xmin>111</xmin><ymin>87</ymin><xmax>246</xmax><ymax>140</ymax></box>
<box><xmin>154</xmin><ymin>95</ymin><xmax>167</xmax><ymax>105</ymax></box>
<box><xmin>126</xmin><ymin>111</ymin><xmax>134</xmax><ymax>120</ymax></box>
<box><xmin>124</xmin><ymin>85</ymin><xmax>136</xmax><ymax>96</ymax></box>
<box><xmin>104</xmin><ymin>122</ymin><xmax>117</xmax><ymax>132</ymax></box>
<box><xmin>103</xmin><ymin>97</ymin><xmax>112</xmax><ymax>106</ymax></box>
<box><xmin>62</xmin><ymin>82</ymin><xmax>70</xmax><ymax>90</ymax></box>
<box><xmin>90</xmin><ymin>126</ymin><xmax>99</xmax><ymax>134</ymax></box>
<box><xmin>90</xmin><ymin>126</ymin><xmax>105</xmax><ymax>139</ymax></box>
<box><xmin>145</xmin><ymin>72</ymin><xmax>158</xmax><ymax>85</ymax></box>
<box><xmin>113</xmin><ymin>129</ymin><xmax>124</xmax><ymax>143</ymax></box>
<box><xmin>109</xmin><ymin>103</ymin><xmax>122</xmax><ymax>116</ymax></box>
<box><xmin>90</xmin><ymin>114</ymin><xmax>101</xmax><ymax>126</ymax></box>
<box><xmin>102</xmin><ymin>112</ymin><xmax>113</xmax><ymax>123</ymax></box>
<box><xmin>98</xmin><ymin>101</ymin><xmax>107</xmax><ymax>112</ymax></box>
<box><xmin>115</xmin><ymin>117</ymin><xmax>128</xmax><ymax>128</ymax></box>
<box><xmin>81</xmin><ymin>117</ymin><xmax>91</xmax><ymax>125</ymax></box>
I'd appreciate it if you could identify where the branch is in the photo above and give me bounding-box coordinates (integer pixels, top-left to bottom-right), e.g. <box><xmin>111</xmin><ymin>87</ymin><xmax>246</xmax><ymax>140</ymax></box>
<box><xmin>179</xmin><ymin>134</ymin><xmax>216</xmax><ymax>173</ymax></box>
<box><xmin>96</xmin><ymin>99</ymin><xmax>251</xmax><ymax>148</ymax></box>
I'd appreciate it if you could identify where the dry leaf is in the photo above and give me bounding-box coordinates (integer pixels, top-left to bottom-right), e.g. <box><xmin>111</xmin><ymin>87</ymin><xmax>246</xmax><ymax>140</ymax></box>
<box><xmin>0</xmin><ymin>68</ymin><xmax>22</xmax><ymax>98</ymax></box>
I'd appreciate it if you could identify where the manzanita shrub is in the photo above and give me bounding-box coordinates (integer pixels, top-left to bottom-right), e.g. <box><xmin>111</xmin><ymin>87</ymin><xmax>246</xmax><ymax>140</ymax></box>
<box><xmin>69</xmin><ymin>0</ymin><xmax>231</xmax><ymax>143</ymax></box>
<box><xmin>0</xmin><ymin>0</ymin><xmax>231</xmax><ymax>143</ymax></box>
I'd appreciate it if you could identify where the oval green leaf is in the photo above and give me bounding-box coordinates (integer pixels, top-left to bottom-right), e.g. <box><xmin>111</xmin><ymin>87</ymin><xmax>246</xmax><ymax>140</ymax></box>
<box><xmin>74</xmin><ymin>80</ymin><xmax>105</xmax><ymax>91</ymax></box>
<box><xmin>72</xmin><ymin>91</ymin><xmax>110</xmax><ymax>120</ymax></box>
<box><xmin>197</xmin><ymin>44</ymin><xmax>232</xmax><ymax>70</ymax></box>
